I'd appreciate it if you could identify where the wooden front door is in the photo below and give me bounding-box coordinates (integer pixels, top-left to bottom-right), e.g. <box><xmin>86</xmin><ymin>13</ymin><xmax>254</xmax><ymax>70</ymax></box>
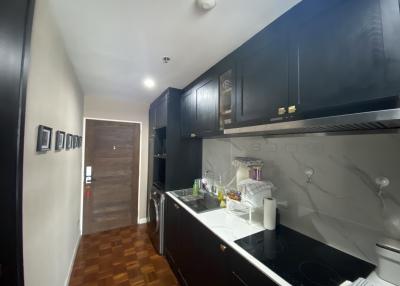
<box><xmin>83</xmin><ymin>119</ymin><xmax>140</xmax><ymax>234</ymax></box>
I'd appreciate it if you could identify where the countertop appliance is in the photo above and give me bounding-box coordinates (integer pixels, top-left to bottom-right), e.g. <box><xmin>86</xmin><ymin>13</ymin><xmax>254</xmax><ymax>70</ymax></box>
<box><xmin>235</xmin><ymin>225</ymin><xmax>375</xmax><ymax>286</ymax></box>
<box><xmin>148</xmin><ymin>186</ymin><xmax>165</xmax><ymax>255</ymax></box>
<box><xmin>370</xmin><ymin>237</ymin><xmax>400</xmax><ymax>285</ymax></box>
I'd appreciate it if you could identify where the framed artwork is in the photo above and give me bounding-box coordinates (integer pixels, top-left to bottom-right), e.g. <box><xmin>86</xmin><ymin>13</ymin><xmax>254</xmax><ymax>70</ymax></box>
<box><xmin>36</xmin><ymin>125</ymin><xmax>52</xmax><ymax>152</ymax></box>
<box><xmin>73</xmin><ymin>135</ymin><xmax>78</xmax><ymax>148</ymax></box>
<box><xmin>66</xmin><ymin>133</ymin><xmax>73</xmax><ymax>150</ymax></box>
<box><xmin>55</xmin><ymin>131</ymin><xmax>65</xmax><ymax>151</ymax></box>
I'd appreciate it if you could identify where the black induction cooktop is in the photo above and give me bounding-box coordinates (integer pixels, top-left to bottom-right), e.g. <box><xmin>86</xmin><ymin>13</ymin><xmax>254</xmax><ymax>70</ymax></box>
<box><xmin>235</xmin><ymin>225</ymin><xmax>375</xmax><ymax>286</ymax></box>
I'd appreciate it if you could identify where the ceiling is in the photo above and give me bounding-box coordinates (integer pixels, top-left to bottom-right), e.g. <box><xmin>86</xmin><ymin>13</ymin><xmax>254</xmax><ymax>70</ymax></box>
<box><xmin>51</xmin><ymin>0</ymin><xmax>300</xmax><ymax>104</ymax></box>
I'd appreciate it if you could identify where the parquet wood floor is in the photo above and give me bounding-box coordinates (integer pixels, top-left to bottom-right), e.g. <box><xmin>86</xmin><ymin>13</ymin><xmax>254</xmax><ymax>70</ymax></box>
<box><xmin>69</xmin><ymin>224</ymin><xmax>179</xmax><ymax>286</ymax></box>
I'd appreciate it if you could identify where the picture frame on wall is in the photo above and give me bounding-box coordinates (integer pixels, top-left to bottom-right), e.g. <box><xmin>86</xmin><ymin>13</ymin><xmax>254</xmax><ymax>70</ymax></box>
<box><xmin>36</xmin><ymin>125</ymin><xmax>52</xmax><ymax>152</ymax></box>
<box><xmin>55</xmin><ymin>131</ymin><xmax>65</xmax><ymax>151</ymax></box>
<box><xmin>66</xmin><ymin>133</ymin><xmax>73</xmax><ymax>150</ymax></box>
<box><xmin>73</xmin><ymin>135</ymin><xmax>78</xmax><ymax>149</ymax></box>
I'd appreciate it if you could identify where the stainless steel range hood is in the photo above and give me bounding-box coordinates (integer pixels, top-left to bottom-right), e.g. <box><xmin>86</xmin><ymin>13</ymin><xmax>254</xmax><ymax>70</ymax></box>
<box><xmin>224</xmin><ymin>109</ymin><xmax>400</xmax><ymax>136</ymax></box>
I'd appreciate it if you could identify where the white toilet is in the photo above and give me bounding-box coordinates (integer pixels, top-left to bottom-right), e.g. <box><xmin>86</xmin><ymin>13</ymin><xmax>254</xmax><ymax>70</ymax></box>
<box><xmin>367</xmin><ymin>238</ymin><xmax>400</xmax><ymax>286</ymax></box>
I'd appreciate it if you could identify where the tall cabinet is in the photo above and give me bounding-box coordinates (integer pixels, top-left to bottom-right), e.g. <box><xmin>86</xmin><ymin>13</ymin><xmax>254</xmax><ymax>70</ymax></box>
<box><xmin>147</xmin><ymin>88</ymin><xmax>202</xmax><ymax>194</ymax></box>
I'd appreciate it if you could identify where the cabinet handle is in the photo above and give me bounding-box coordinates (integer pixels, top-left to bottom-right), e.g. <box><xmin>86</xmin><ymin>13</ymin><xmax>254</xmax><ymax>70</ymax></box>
<box><xmin>219</xmin><ymin>244</ymin><xmax>227</xmax><ymax>252</ymax></box>
<box><xmin>173</xmin><ymin>203</ymin><xmax>180</xmax><ymax>210</ymax></box>
<box><xmin>190</xmin><ymin>133</ymin><xmax>196</xmax><ymax>138</ymax></box>
<box><xmin>288</xmin><ymin>105</ymin><xmax>297</xmax><ymax>114</ymax></box>
<box><xmin>277</xmin><ymin>107</ymin><xmax>286</xmax><ymax>115</ymax></box>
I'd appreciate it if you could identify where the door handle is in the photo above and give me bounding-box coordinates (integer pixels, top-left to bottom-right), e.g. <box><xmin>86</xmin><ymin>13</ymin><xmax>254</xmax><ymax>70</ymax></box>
<box><xmin>173</xmin><ymin>203</ymin><xmax>180</xmax><ymax>210</ymax></box>
<box><xmin>220</xmin><ymin>244</ymin><xmax>227</xmax><ymax>252</ymax></box>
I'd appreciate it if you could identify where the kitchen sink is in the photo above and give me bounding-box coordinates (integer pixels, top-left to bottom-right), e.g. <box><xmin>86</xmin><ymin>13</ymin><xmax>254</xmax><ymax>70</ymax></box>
<box><xmin>171</xmin><ymin>189</ymin><xmax>221</xmax><ymax>213</ymax></box>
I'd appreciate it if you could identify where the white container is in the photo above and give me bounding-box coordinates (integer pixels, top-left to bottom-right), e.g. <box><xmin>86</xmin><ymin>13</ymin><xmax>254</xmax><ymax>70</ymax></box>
<box><xmin>236</xmin><ymin>166</ymin><xmax>250</xmax><ymax>187</ymax></box>
<box><xmin>263</xmin><ymin>197</ymin><xmax>276</xmax><ymax>230</ymax></box>
<box><xmin>376</xmin><ymin>238</ymin><xmax>400</xmax><ymax>285</ymax></box>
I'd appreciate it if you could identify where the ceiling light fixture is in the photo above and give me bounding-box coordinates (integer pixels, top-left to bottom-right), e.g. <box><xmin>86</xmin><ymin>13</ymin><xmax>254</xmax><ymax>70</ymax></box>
<box><xmin>143</xmin><ymin>78</ymin><xmax>155</xmax><ymax>89</ymax></box>
<box><xmin>162</xmin><ymin>56</ymin><xmax>171</xmax><ymax>64</ymax></box>
<box><xmin>197</xmin><ymin>0</ymin><xmax>216</xmax><ymax>10</ymax></box>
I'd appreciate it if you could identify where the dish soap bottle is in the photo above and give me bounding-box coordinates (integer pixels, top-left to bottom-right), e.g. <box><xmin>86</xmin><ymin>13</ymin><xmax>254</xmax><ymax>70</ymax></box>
<box><xmin>217</xmin><ymin>176</ymin><xmax>225</xmax><ymax>202</ymax></box>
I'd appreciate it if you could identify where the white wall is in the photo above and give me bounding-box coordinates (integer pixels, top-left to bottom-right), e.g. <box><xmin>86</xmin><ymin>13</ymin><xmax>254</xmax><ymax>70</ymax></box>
<box><xmin>84</xmin><ymin>95</ymin><xmax>149</xmax><ymax>222</ymax></box>
<box><xmin>203</xmin><ymin>134</ymin><xmax>400</xmax><ymax>265</ymax></box>
<box><xmin>23</xmin><ymin>0</ymin><xmax>84</xmax><ymax>285</ymax></box>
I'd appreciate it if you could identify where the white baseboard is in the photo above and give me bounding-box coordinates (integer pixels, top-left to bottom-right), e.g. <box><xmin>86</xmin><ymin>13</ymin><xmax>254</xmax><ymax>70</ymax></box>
<box><xmin>138</xmin><ymin>217</ymin><xmax>148</xmax><ymax>224</ymax></box>
<box><xmin>65</xmin><ymin>234</ymin><xmax>81</xmax><ymax>286</ymax></box>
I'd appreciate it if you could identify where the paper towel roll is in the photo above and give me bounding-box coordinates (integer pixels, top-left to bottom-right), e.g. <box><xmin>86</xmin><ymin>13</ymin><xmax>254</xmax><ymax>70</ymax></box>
<box><xmin>263</xmin><ymin>197</ymin><xmax>277</xmax><ymax>230</ymax></box>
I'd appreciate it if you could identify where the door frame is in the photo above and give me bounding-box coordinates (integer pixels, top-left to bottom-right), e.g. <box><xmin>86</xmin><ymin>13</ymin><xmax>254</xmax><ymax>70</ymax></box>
<box><xmin>80</xmin><ymin>117</ymin><xmax>143</xmax><ymax>234</ymax></box>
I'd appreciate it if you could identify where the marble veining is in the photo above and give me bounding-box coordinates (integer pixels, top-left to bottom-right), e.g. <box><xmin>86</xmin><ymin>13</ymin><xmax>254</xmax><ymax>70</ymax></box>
<box><xmin>202</xmin><ymin>134</ymin><xmax>400</xmax><ymax>265</ymax></box>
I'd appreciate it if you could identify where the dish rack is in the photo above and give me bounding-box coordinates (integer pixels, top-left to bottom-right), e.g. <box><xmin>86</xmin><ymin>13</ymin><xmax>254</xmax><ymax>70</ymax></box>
<box><xmin>226</xmin><ymin>197</ymin><xmax>255</xmax><ymax>224</ymax></box>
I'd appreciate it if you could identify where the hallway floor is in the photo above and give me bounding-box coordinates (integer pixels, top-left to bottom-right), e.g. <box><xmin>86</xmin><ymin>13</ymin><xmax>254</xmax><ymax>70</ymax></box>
<box><xmin>69</xmin><ymin>225</ymin><xmax>179</xmax><ymax>286</ymax></box>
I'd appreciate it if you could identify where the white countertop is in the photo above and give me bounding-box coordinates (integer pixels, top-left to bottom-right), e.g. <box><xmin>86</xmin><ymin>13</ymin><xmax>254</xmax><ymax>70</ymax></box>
<box><xmin>166</xmin><ymin>191</ymin><xmax>291</xmax><ymax>286</ymax></box>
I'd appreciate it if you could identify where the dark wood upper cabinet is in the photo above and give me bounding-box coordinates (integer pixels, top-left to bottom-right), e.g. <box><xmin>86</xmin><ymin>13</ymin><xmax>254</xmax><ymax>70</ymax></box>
<box><xmin>179</xmin><ymin>0</ymin><xmax>400</xmax><ymax>136</ymax></box>
<box><xmin>235</xmin><ymin>21</ymin><xmax>289</xmax><ymax>126</ymax></box>
<box><xmin>288</xmin><ymin>0</ymin><xmax>400</xmax><ymax>119</ymax></box>
<box><xmin>181</xmin><ymin>75</ymin><xmax>219</xmax><ymax>138</ymax></box>
<box><xmin>216</xmin><ymin>57</ymin><xmax>236</xmax><ymax>130</ymax></box>
<box><xmin>154</xmin><ymin>95</ymin><xmax>167</xmax><ymax>129</ymax></box>
<box><xmin>180</xmin><ymin>89</ymin><xmax>197</xmax><ymax>138</ymax></box>
<box><xmin>194</xmin><ymin>76</ymin><xmax>219</xmax><ymax>135</ymax></box>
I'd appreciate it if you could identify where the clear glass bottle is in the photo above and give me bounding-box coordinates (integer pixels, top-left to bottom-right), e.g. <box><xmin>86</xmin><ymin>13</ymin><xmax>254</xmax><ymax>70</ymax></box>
<box><xmin>217</xmin><ymin>175</ymin><xmax>225</xmax><ymax>202</ymax></box>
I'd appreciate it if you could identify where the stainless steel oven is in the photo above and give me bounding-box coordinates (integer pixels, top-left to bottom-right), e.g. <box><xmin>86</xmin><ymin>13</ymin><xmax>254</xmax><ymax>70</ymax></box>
<box><xmin>147</xmin><ymin>186</ymin><xmax>165</xmax><ymax>255</ymax></box>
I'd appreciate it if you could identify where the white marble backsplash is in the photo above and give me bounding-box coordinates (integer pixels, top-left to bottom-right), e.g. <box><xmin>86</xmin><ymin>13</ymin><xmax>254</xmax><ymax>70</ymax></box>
<box><xmin>202</xmin><ymin>134</ymin><xmax>400</xmax><ymax>265</ymax></box>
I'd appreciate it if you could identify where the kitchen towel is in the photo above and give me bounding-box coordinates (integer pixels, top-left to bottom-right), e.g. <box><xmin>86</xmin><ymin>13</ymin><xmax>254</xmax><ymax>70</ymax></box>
<box><xmin>263</xmin><ymin>197</ymin><xmax>277</xmax><ymax>230</ymax></box>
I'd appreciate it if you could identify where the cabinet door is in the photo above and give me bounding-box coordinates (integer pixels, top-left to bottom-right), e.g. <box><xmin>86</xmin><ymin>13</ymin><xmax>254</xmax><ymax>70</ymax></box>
<box><xmin>216</xmin><ymin>57</ymin><xmax>236</xmax><ymax>130</ymax></box>
<box><xmin>179</xmin><ymin>209</ymin><xmax>204</xmax><ymax>286</ymax></box>
<box><xmin>178</xmin><ymin>207</ymin><xmax>229</xmax><ymax>286</ymax></box>
<box><xmin>155</xmin><ymin>96</ymin><xmax>167</xmax><ymax>128</ymax></box>
<box><xmin>149</xmin><ymin>106</ymin><xmax>156</xmax><ymax>136</ymax></box>
<box><xmin>228</xmin><ymin>248</ymin><xmax>278</xmax><ymax>286</ymax></box>
<box><xmin>164</xmin><ymin>197</ymin><xmax>182</xmax><ymax>273</ymax></box>
<box><xmin>180</xmin><ymin>89</ymin><xmax>197</xmax><ymax>138</ymax></box>
<box><xmin>236</xmin><ymin>25</ymin><xmax>289</xmax><ymax>125</ymax></box>
<box><xmin>289</xmin><ymin>0</ymin><xmax>400</xmax><ymax>119</ymax></box>
<box><xmin>199</xmin><ymin>225</ymin><xmax>230</xmax><ymax>286</ymax></box>
<box><xmin>195</xmin><ymin>77</ymin><xmax>219</xmax><ymax>135</ymax></box>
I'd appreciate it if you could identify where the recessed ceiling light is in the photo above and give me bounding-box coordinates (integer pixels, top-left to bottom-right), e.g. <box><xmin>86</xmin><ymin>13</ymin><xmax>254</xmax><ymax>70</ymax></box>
<box><xmin>162</xmin><ymin>56</ymin><xmax>171</xmax><ymax>64</ymax></box>
<box><xmin>197</xmin><ymin>0</ymin><xmax>216</xmax><ymax>10</ymax></box>
<box><xmin>143</xmin><ymin>78</ymin><xmax>155</xmax><ymax>89</ymax></box>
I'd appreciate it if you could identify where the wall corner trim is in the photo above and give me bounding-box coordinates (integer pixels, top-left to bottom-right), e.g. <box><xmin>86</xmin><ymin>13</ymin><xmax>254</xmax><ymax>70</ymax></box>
<box><xmin>65</xmin><ymin>234</ymin><xmax>81</xmax><ymax>286</ymax></box>
<box><xmin>138</xmin><ymin>218</ymin><xmax>148</xmax><ymax>224</ymax></box>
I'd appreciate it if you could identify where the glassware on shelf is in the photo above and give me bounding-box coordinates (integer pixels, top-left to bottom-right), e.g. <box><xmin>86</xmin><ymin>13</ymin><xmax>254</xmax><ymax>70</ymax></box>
<box><xmin>219</xmin><ymin>70</ymin><xmax>233</xmax><ymax>130</ymax></box>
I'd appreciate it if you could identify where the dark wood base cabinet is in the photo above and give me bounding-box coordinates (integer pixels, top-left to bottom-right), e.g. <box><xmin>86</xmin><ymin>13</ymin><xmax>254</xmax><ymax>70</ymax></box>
<box><xmin>164</xmin><ymin>196</ymin><xmax>277</xmax><ymax>286</ymax></box>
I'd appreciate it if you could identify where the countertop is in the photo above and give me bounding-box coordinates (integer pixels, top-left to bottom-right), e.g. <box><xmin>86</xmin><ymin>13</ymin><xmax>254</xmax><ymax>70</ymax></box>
<box><xmin>166</xmin><ymin>191</ymin><xmax>292</xmax><ymax>286</ymax></box>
